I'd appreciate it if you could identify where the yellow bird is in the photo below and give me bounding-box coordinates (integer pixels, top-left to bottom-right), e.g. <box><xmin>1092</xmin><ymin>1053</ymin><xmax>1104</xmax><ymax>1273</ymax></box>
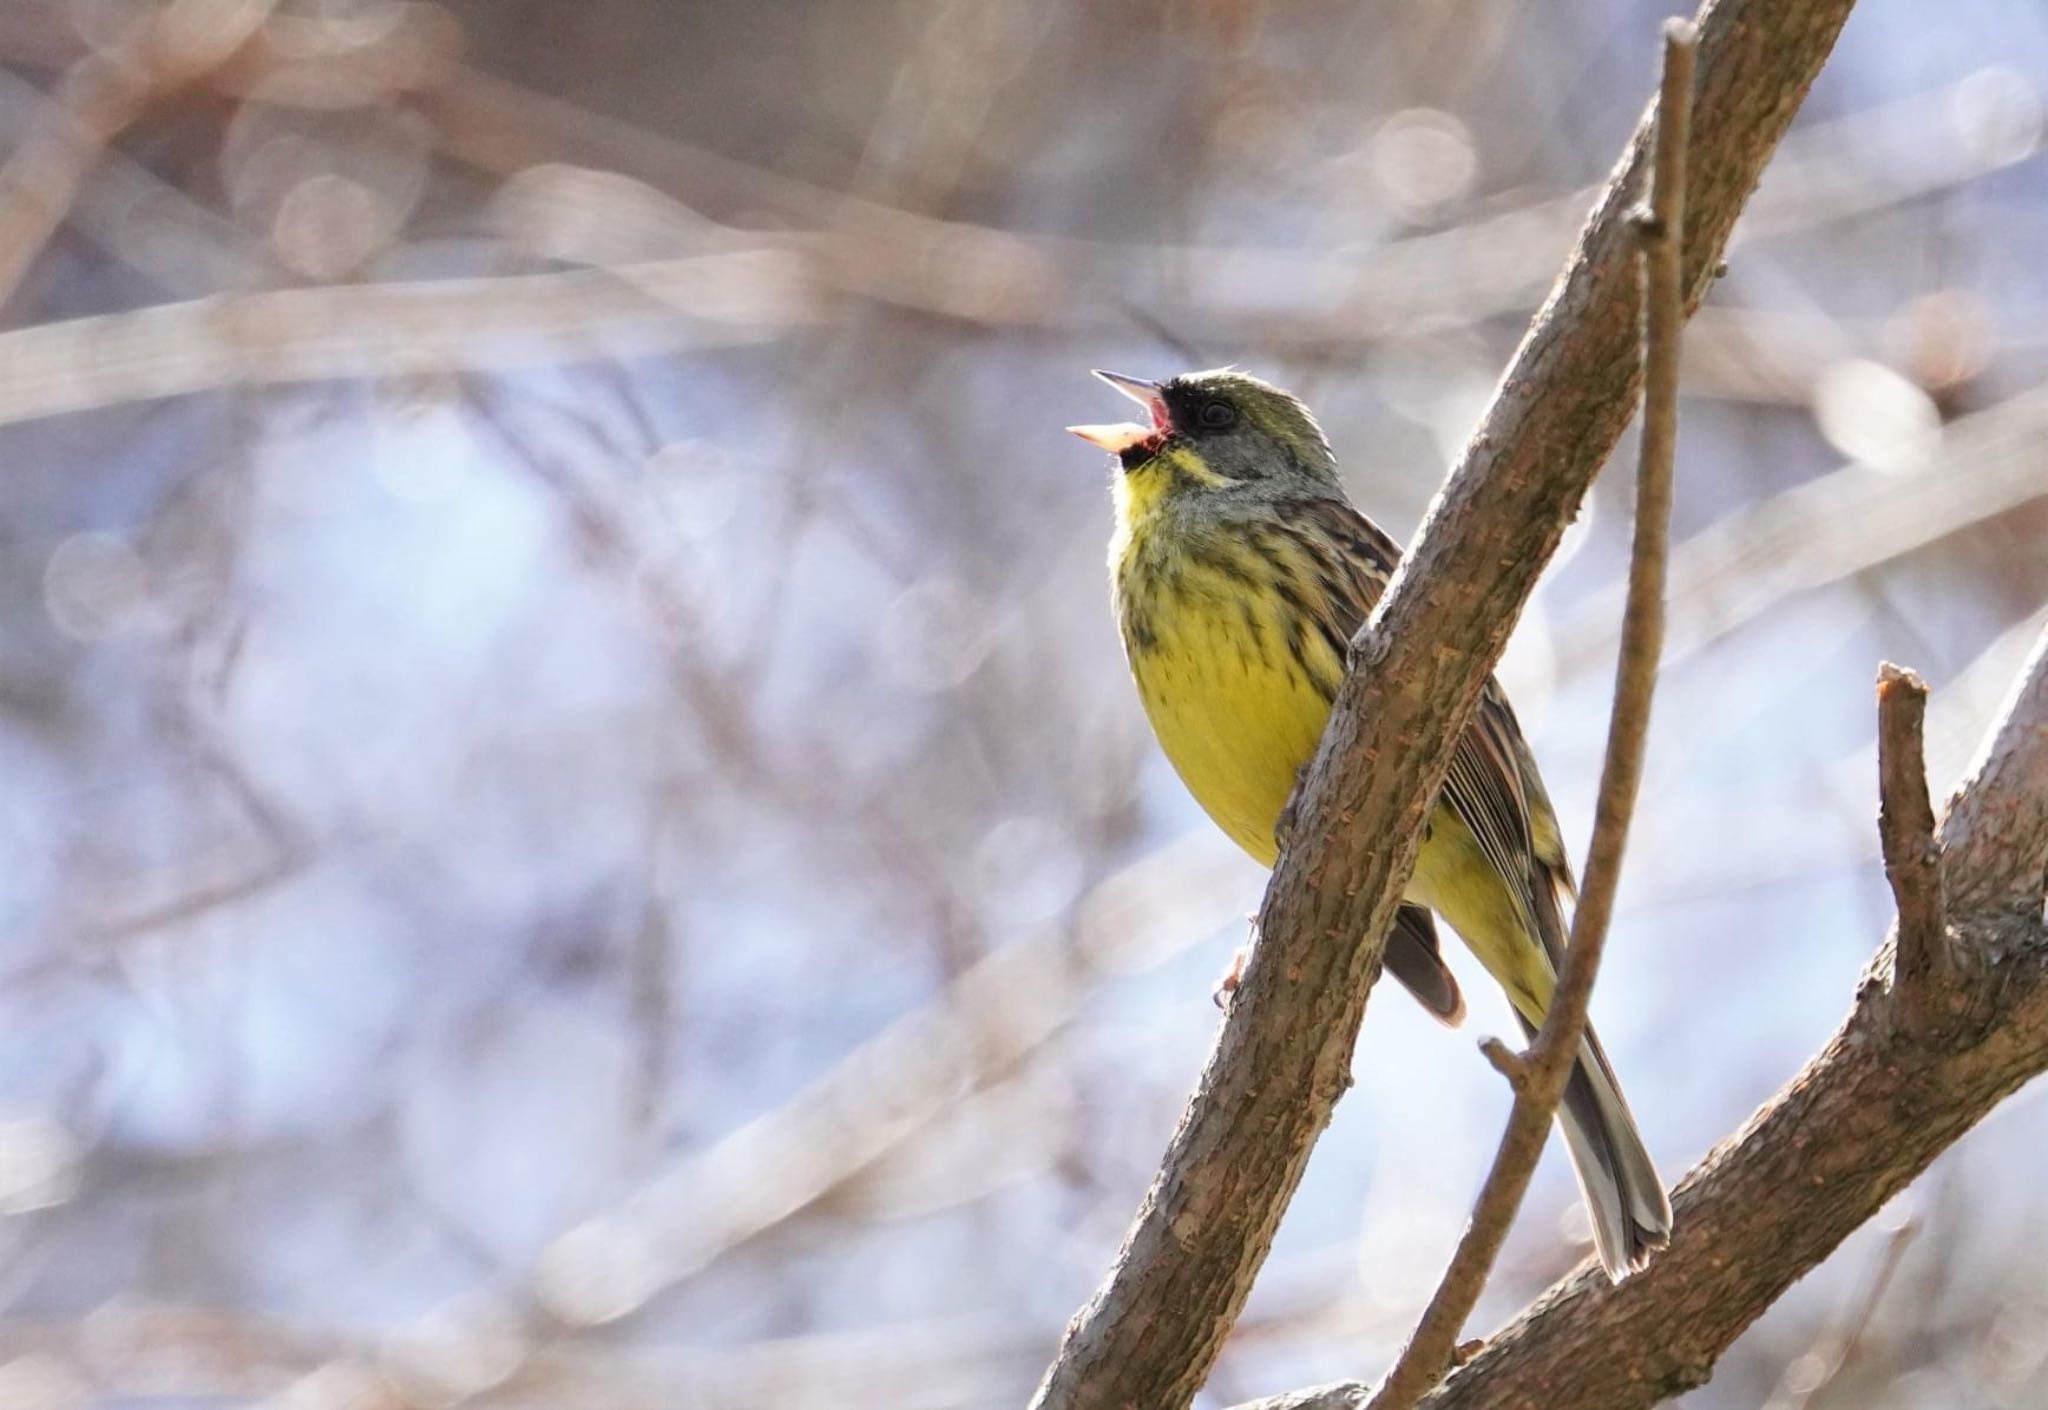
<box><xmin>1072</xmin><ymin>367</ymin><xmax>1671</xmax><ymax>1279</ymax></box>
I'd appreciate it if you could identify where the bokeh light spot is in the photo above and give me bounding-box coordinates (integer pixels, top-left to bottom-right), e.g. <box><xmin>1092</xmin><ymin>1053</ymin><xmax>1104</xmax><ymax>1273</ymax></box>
<box><xmin>43</xmin><ymin>532</ymin><xmax>148</xmax><ymax>642</ymax></box>
<box><xmin>1811</xmin><ymin>358</ymin><xmax>1941</xmax><ymax>473</ymax></box>
<box><xmin>1369</xmin><ymin>109</ymin><xmax>1479</xmax><ymax>219</ymax></box>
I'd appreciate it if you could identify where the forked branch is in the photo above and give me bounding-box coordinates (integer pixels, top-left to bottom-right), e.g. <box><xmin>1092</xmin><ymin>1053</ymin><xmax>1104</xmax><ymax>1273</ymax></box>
<box><xmin>1027</xmin><ymin>3</ymin><xmax>1859</xmax><ymax>1407</ymax></box>
<box><xmin>1230</xmin><ymin>622</ymin><xmax>2048</xmax><ymax>1410</ymax></box>
<box><xmin>1361</xmin><ymin>23</ymin><xmax>1695</xmax><ymax>1410</ymax></box>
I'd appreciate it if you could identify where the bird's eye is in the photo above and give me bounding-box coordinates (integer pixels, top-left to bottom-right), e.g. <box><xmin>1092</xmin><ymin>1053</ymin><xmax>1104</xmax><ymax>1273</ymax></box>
<box><xmin>1198</xmin><ymin>399</ymin><xmax>1237</xmax><ymax>430</ymax></box>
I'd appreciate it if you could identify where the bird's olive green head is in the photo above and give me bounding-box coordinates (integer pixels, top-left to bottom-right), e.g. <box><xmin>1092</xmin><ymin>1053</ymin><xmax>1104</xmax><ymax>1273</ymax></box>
<box><xmin>1069</xmin><ymin>368</ymin><xmax>1340</xmax><ymax>502</ymax></box>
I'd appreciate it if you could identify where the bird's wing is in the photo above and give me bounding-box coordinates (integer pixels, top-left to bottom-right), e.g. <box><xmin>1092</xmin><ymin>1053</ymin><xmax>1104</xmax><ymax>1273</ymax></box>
<box><xmin>1282</xmin><ymin>495</ymin><xmax>1576</xmax><ymax>962</ymax></box>
<box><xmin>1458</xmin><ymin>678</ymin><xmax>1578</xmax><ymax>964</ymax></box>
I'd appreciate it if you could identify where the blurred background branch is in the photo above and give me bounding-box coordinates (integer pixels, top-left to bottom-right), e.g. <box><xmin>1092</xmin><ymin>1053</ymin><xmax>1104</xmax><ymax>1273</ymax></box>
<box><xmin>0</xmin><ymin>1</ymin><xmax>2044</xmax><ymax>1409</ymax></box>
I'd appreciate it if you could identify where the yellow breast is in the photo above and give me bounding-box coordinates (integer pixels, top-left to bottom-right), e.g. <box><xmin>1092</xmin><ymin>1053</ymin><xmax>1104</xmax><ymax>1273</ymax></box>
<box><xmin>1112</xmin><ymin>480</ymin><xmax>1343</xmax><ymax>868</ymax></box>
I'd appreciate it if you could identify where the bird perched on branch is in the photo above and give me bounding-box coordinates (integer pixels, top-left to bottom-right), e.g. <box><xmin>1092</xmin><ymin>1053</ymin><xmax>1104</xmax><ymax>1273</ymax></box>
<box><xmin>1071</xmin><ymin>367</ymin><xmax>1672</xmax><ymax>1279</ymax></box>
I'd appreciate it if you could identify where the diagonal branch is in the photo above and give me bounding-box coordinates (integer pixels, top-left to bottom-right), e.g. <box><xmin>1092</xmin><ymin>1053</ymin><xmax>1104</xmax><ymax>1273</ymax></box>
<box><xmin>1229</xmin><ymin>621</ymin><xmax>2048</xmax><ymax>1410</ymax></box>
<box><xmin>1361</xmin><ymin>24</ymin><xmax>1696</xmax><ymax>1410</ymax></box>
<box><xmin>1027</xmin><ymin>3</ymin><xmax>1858</xmax><ymax>1407</ymax></box>
<box><xmin>1937</xmin><ymin>621</ymin><xmax>2048</xmax><ymax>916</ymax></box>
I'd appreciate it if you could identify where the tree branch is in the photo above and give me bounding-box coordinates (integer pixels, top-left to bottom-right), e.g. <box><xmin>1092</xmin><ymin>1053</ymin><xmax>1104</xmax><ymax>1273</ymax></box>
<box><xmin>0</xmin><ymin>8</ymin><xmax>2015</xmax><ymax>349</ymax></box>
<box><xmin>0</xmin><ymin>251</ymin><xmax>812</xmax><ymax>430</ymax></box>
<box><xmin>0</xmin><ymin>0</ymin><xmax>279</xmax><ymax>313</ymax></box>
<box><xmin>1549</xmin><ymin>384</ymin><xmax>2048</xmax><ymax>687</ymax></box>
<box><xmin>1938</xmin><ymin>622</ymin><xmax>2048</xmax><ymax>917</ymax></box>
<box><xmin>1027</xmin><ymin>3</ymin><xmax>1857</xmax><ymax>1407</ymax></box>
<box><xmin>1228</xmin><ymin>622</ymin><xmax>2048</xmax><ymax>1410</ymax></box>
<box><xmin>1876</xmin><ymin>662</ymin><xmax>1951</xmax><ymax>1034</ymax></box>
<box><xmin>1362</xmin><ymin>25</ymin><xmax>1696</xmax><ymax>1410</ymax></box>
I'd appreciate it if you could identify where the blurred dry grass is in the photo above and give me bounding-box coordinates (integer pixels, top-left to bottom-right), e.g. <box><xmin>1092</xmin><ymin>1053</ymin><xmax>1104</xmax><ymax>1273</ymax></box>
<box><xmin>0</xmin><ymin>1</ymin><xmax>2045</xmax><ymax>1407</ymax></box>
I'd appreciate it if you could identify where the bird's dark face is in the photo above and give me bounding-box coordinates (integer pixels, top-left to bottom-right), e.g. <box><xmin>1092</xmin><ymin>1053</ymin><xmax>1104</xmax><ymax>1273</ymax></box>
<box><xmin>1070</xmin><ymin>368</ymin><xmax>1339</xmax><ymax>493</ymax></box>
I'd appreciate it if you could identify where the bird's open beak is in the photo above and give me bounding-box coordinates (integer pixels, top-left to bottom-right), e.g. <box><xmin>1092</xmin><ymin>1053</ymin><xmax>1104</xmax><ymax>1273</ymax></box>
<box><xmin>1093</xmin><ymin>369</ymin><xmax>1166</xmax><ymax>413</ymax></box>
<box><xmin>1066</xmin><ymin>421</ymin><xmax>1153</xmax><ymax>453</ymax></box>
<box><xmin>1067</xmin><ymin>370</ymin><xmax>1168</xmax><ymax>453</ymax></box>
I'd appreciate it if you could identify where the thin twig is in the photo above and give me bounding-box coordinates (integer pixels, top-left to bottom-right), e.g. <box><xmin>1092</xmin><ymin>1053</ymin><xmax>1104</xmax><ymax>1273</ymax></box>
<box><xmin>1224</xmin><ymin>640</ymin><xmax>2048</xmax><ymax>1410</ymax></box>
<box><xmin>1363</xmin><ymin>22</ymin><xmax>1695</xmax><ymax>1410</ymax></box>
<box><xmin>1024</xmin><ymin>0</ymin><xmax>1837</xmax><ymax>1397</ymax></box>
<box><xmin>1877</xmin><ymin>663</ymin><xmax>1951</xmax><ymax>1033</ymax></box>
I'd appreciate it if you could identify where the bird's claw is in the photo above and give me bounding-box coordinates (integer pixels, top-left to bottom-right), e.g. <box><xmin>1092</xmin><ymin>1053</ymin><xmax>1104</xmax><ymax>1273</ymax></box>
<box><xmin>1274</xmin><ymin>766</ymin><xmax>1310</xmax><ymax>851</ymax></box>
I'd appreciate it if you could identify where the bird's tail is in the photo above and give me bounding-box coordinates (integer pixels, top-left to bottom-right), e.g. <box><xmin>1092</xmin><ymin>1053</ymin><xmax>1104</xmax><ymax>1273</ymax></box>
<box><xmin>1521</xmin><ymin>1013</ymin><xmax>1672</xmax><ymax>1279</ymax></box>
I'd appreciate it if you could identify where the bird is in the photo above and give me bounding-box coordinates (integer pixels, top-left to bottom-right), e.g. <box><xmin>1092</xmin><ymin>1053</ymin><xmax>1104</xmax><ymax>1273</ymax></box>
<box><xmin>1070</xmin><ymin>366</ymin><xmax>1672</xmax><ymax>1279</ymax></box>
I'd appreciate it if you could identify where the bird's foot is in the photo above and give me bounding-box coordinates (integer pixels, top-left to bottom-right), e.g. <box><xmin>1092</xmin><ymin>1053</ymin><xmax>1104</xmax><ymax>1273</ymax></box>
<box><xmin>1273</xmin><ymin>766</ymin><xmax>1310</xmax><ymax>851</ymax></box>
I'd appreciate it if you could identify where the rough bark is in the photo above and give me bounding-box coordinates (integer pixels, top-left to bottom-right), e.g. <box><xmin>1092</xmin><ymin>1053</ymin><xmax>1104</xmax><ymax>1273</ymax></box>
<box><xmin>1027</xmin><ymin>2</ymin><xmax>1859</xmax><ymax>1408</ymax></box>
<box><xmin>1230</xmin><ymin>625</ymin><xmax>2048</xmax><ymax>1410</ymax></box>
<box><xmin>1877</xmin><ymin>663</ymin><xmax>1951</xmax><ymax>1034</ymax></box>
<box><xmin>1363</xmin><ymin>27</ymin><xmax>1696</xmax><ymax>1406</ymax></box>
